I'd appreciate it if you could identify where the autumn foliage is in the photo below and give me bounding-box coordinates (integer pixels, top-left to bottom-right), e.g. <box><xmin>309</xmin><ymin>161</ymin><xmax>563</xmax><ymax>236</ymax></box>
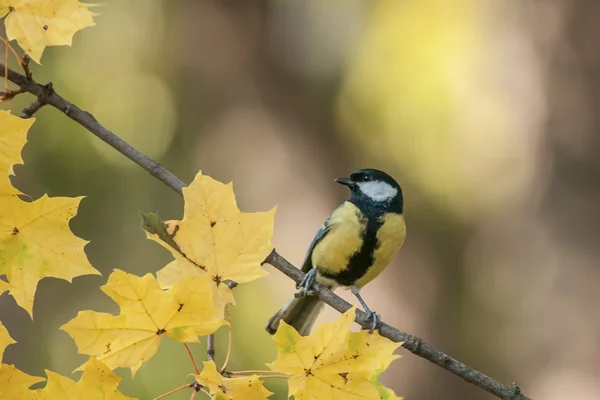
<box><xmin>0</xmin><ymin>1</ymin><xmax>403</xmax><ymax>399</ymax></box>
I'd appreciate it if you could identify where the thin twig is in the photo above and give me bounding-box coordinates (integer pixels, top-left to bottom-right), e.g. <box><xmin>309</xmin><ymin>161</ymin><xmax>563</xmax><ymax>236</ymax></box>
<box><xmin>21</xmin><ymin>100</ymin><xmax>45</xmax><ymax>118</ymax></box>
<box><xmin>206</xmin><ymin>334</ymin><xmax>215</xmax><ymax>362</ymax></box>
<box><xmin>20</xmin><ymin>54</ymin><xmax>31</xmax><ymax>80</ymax></box>
<box><xmin>0</xmin><ymin>62</ymin><xmax>532</xmax><ymax>400</ymax></box>
<box><xmin>20</xmin><ymin>82</ymin><xmax>51</xmax><ymax>117</ymax></box>
<box><xmin>183</xmin><ymin>343</ymin><xmax>200</xmax><ymax>375</ymax></box>
<box><xmin>0</xmin><ymin>87</ymin><xmax>25</xmax><ymax>103</ymax></box>
<box><xmin>152</xmin><ymin>383</ymin><xmax>193</xmax><ymax>400</ymax></box>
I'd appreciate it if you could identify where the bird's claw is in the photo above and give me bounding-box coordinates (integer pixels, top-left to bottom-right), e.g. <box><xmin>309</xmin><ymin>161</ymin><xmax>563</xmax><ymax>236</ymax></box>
<box><xmin>295</xmin><ymin>268</ymin><xmax>317</xmax><ymax>298</ymax></box>
<box><xmin>366</xmin><ymin>311</ymin><xmax>380</xmax><ymax>333</ymax></box>
<box><xmin>294</xmin><ymin>288</ymin><xmax>317</xmax><ymax>298</ymax></box>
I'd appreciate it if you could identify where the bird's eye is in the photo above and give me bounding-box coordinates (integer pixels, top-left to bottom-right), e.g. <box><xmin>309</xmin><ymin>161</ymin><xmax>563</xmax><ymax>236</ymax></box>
<box><xmin>363</xmin><ymin>175</ymin><xmax>371</xmax><ymax>182</ymax></box>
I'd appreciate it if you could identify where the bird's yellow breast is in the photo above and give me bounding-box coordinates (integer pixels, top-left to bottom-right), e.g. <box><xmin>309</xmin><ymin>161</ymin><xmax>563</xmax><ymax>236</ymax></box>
<box><xmin>311</xmin><ymin>202</ymin><xmax>365</xmax><ymax>276</ymax></box>
<box><xmin>354</xmin><ymin>213</ymin><xmax>406</xmax><ymax>288</ymax></box>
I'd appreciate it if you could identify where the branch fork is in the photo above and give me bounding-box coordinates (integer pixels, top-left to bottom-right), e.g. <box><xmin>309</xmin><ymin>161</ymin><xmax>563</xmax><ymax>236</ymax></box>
<box><xmin>20</xmin><ymin>82</ymin><xmax>53</xmax><ymax>118</ymax></box>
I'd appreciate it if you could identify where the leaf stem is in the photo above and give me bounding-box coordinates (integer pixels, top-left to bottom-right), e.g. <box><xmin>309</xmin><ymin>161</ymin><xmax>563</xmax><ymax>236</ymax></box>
<box><xmin>219</xmin><ymin>305</ymin><xmax>232</xmax><ymax>373</ymax></box>
<box><xmin>0</xmin><ymin>35</ymin><xmax>22</xmax><ymax>89</ymax></box>
<box><xmin>252</xmin><ymin>375</ymin><xmax>289</xmax><ymax>379</ymax></box>
<box><xmin>183</xmin><ymin>343</ymin><xmax>200</xmax><ymax>375</ymax></box>
<box><xmin>225</xmin><ymin>369</ymin><xmax>289</xmax><ymax>379</ymax></box>
<box><xmin>152</xmin><ymin>383</ymin><xmax>193</xmax><ymax>400</ymax></box>
<box><xmin>3</xmin><ymin>35</ymin><xmax>8</xmax><ymax>92</ymax></box>
<box><xmin>228</xmin><ymin>369</ymin><xmax>279</xmax><ymax>375</ymax></box>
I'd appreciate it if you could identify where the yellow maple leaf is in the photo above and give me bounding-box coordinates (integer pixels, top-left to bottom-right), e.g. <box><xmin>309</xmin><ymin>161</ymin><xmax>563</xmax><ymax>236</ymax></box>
<box><xmin>0</xmin><ymin>111</ymin><xmax>34</xmax><ymax>196</ymax></box>
<box><xmin>0</xmin><ymin>364</ymin><xmax>44</xmax><ymax>400</ymax></box>
<box><xmin>142</xmin><ymin>170</ymin><xmax>276</xmax><ymax>304</ymax></box>
<box><xmin>268</xmin><ymin>307</ymin><xmax>402</xmax><ymax>400</ymax></box>
<box><xmin>0</xmin><ymin>321</ymin><xmax>16</xmax><ymax>360</ymax></box>
<box><xmin>0</xmin><ymin>193</ymin><xmax>100</xmax><ymax>317</ymax></box>
<box><xmin>61</xmin><ymin>269</ymin><xmax>226</xmax><ymax>375</ymax></box>
<box><xmin>195</xmin><ymin>360</ymin><xmax>272</xmax><ymax>400</ymax></box>
<box><xmin>0</xmin><ymin>321</ymin><xmax>43</xmax><ymax>399</ymax></box>
<box><xmin>0</xmin><ymin>281</ymin><xmax>8</xmax><ymax>298</ymax></box>
<box><xmin>0</xmin><ymin>0</ymin><xmax>96</xmax><ymax>64</ymax></box>
<box><xmin>35</xmin><ymin>357</ymin><xmax>135</xmax><ymax>400</ymax></box>
<box><xmin>372</xmin><ymin>366</ymin><xmax>403</xmax><ymax>400</ymax></box>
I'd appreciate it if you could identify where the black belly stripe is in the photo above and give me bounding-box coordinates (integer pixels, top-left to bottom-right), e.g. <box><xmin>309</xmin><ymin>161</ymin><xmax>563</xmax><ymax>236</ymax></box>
<box><xmin>319</xmin><ymin>211</ymin><xmax>383</xmax><ymax>287</ymax></box>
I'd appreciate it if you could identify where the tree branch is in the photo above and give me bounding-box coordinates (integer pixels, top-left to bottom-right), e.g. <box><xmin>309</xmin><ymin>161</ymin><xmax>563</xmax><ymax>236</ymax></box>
<box><xmin>21</xmin><ymin>99</ymin><xmax>46</xmax><ymax>118</ymax></box>
<box><xmin>0</xmin><ymin>62</ymin><xmax>185</xmax><ymax>194</ymax></box>
<box><xmin>0</xmin><ymin>62</ymin><xmax>532</xmax><ymax>400</ymax></box>
<box><xmin>264</xmin><ymin>251</ymin><xmax>530</xmax><ymax>400</ymax></box>
<box><xmin>206</xmin><ymin>334</ymin><xmax>215</xmax><ymax>362</ymax></box>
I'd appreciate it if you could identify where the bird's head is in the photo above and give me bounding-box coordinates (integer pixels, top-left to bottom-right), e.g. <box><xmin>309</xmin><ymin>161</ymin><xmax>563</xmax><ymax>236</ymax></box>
<box><xmin>335</xmin><ymin>168</ymin><xmax>403</xmax><ymax>212</ymax></box>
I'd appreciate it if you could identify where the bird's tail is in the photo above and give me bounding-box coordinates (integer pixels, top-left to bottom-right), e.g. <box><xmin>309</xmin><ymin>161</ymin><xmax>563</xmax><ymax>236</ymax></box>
<box><xmin>266</xmin><ymin>295</ymin><xmax>324</xmax><ymax>336</ymax></box>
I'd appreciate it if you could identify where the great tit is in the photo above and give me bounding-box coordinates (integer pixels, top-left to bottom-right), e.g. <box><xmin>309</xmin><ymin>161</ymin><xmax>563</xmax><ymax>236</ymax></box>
<box><xmin>266</xmin><ymin>168</ymin><xmax>406</xmax><ymax>335</ymax></box>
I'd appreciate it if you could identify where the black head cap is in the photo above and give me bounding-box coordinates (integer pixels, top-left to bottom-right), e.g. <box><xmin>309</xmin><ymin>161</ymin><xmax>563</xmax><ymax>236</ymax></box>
<box><xmin>335</xmin><ymin>168</ymin><xmax>403</xmax><ymax>213</ymax></box>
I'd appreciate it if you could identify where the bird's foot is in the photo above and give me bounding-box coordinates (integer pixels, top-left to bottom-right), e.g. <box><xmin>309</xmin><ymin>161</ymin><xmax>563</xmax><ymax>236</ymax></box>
<box><xmin>366</xmin><ymin>310</ymin><xmax>380</xmax><ymax>333</ymax></box>
<box><xmin>350</xmin><ymin>285</ymin><xmax>380</xmax><ymax>332</ymax></box>
<box><xmin>295</xmin><ymin>268</ymin><xmax>317</xmax><ymax>298</ymax></box>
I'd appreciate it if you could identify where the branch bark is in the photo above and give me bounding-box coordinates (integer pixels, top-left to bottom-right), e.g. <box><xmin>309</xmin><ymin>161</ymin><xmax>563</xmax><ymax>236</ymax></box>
<box><xmin>0</xmin><ymin>62</ymin><xmax>532</xmax><ymax>400</ymax></box>
<box><xmin>206</xmin><ymin>334</ymin><xmax>215</xmax><ymax>362</ymax></box>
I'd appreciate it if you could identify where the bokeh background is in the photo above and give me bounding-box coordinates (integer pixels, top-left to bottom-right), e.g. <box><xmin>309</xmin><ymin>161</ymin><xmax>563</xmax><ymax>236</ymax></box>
<box><xmin>2</xmin><ymin>0</ymin><xmax>600</xmax><ymax>399</ymax></box>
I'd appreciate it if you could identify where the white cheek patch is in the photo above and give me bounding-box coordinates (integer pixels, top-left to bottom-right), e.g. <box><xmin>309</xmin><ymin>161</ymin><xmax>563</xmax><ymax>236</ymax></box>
<box><xmin>357</xmin><ymin>181</ymin><xmax>398</xmax><ymax>202</ymax></box>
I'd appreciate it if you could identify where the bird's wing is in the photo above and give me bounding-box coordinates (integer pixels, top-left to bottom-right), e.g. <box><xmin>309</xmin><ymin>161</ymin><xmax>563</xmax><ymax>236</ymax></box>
<box><xmin>300</xmin><ymin>219</ymin><xmax>332</xmax><ymax>273</ymax></box>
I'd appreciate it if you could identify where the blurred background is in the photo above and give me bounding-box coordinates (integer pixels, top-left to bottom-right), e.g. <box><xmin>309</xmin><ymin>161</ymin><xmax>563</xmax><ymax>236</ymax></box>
<box><xmin>2</xmin><ymin>0</ymin><xmax>599</xmax><ymax>399</ymax></box>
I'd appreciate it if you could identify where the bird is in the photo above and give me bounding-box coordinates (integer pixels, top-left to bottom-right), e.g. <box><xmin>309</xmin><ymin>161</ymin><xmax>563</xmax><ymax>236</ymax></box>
<box><xmin>266</xmin><ymin>168</ymin><xmax>406</xmax><ymax>336</ymax></box>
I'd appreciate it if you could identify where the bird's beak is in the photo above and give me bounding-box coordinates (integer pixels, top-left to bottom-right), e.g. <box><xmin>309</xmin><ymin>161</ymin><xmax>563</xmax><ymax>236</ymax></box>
<box><xmin>334</xmin><ymin>177</ymin><xmax>356</xmax><ymax>189</ymax></box>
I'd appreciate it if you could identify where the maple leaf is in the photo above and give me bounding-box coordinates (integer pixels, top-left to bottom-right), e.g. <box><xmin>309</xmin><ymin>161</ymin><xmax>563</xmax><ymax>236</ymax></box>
<box><xmin>0</xmin><ymin>110</ymin><xmax>33</xmax><ymax>196</ymax></box>
<box><xmin>0</xmin><ymin>0</ymin><xmax>96</xmax><ymax>64</ymax></box>
<box><xmin>195</xmin><ymin>360</ymin><xmax>272</xmax><ymax>400</ymax></box>
<box><xmin>372</xmin><ymin>367</ymin><xmax>403</xmax><ymax>400</ymax></box>
<box><xmin>0</xmin><ymin>281</ymin><xmax>8</xmax><ymax>298</ymax></box>
<box><xmin>268</xmin><ymin>307</ymin><xmax>402</xmax><ymax>400</ymax></box>
<box><xmin>0</xmin><ymin>322</ymin><xmax>44</xmax><ymax>399</ymax></box>
<box><xmin>61</xmin><ymin>269</ymin><xmax>226</xmax><ymax>375</ymax></box>
<box><xmin>0</xmin><ymin>364</ymin><xmax>43</xmax><ymax>399</ymax></box>
<box><xmin>0</xmin><ymin>321</ymin><xmax>16</xmax><ymax>360</ymax></box>
<box><xmin>35</xmin><ymin>357</ymin><xmax>135</xmax><ymax>400</ymax></box>
<box><xmin>0</xmin><ymin>193</ymin><xmax>100</xmax><ymax>317</ymax></box>
<box><xmin>141</xmin><ymin>170</ymin><xmax>276</xmax><ymax>304</ymax></box>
